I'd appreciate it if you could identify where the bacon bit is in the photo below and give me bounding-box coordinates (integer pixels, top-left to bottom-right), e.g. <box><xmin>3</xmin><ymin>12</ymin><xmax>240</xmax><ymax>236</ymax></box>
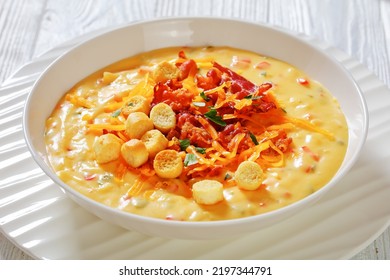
<box><xmin>213</xmin><ymin>62</ymin><xmax>257</xmax><ymax>94</ymax></box>
<box><xmin>297</xmin><ymin>77</ymin><xmax>309</xmax><ymax>86</ymax></box>
<box><xmin>178</xmin><ymin>50</ymin><xmax>187</xmax><ymax>59</ymax></box>
<box><xmin>196</xmin><ymin>68</ymin><xmax>222</xmax><ymax>90</ymax></box>
<box><xmin>302</xmin><ymin>146</ymin><xmax>320</xmax><ymax>162</ymax></box>
<box><xmin>151</xmin><ymin>82</ymin><xmax>194</xmax><ymax>112</ymax></box>
<box><xmin>207</xmin><ymin>165</ymin><xmax>224</xmax><ymax>177</ymax></box>
<box><xmin>178</xmin><ymin>59</ymin><xmax>198</xmax><ymax>80</ymax></box>
<box><xmin>255</xmin><ymin>61</ymin><xmax>271</xmax><ymax>69</ymax></box>
<box><xmin>84</xmin><ymin>174</ymin><xmax>97</xmax><ymax>181</ymax></box>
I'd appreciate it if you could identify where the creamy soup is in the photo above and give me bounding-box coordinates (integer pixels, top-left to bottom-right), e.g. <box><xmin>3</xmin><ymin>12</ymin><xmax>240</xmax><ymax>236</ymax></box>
<box><xmin>45</xmin><ymin>47</ymin><xmax>348</xmax><ymax>221</ymax></box>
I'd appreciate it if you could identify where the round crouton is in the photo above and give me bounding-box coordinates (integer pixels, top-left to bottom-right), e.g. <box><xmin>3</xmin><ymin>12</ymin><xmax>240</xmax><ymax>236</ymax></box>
<box><xmin>122</xmin><ymin>95</ymin><xmax>150</xmax><ymax>117</ymax></box>
<box><xmin>149</xmin><ymin>103</ymin><xmax>176</xmax><ymax>133</ymax></box>
<box><xmin>235</xmin><ymin>161</ymin><xmax>264</xmax><ymax>190</ymax></box>
<box><xmin>153</xmin><ymin>150</ymin><xmax>183</xmax><ymax>178</ymax></box>
<box><xmin>153</xmin><ymin>61</ymin><xmax>179</xmax><ymax>83</ymax></box>
<box><xmin>192</xmin><ymin>180</ymin><xmax>224</xmax><ymax>205</ymax></box>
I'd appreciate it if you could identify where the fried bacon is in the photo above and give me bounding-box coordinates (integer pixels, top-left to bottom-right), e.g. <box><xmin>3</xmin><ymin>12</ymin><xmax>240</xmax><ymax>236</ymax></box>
<box><xmin>149</xmin><ymin>51</ymin><xmax>293</xmax><ymax>178</ymax></box>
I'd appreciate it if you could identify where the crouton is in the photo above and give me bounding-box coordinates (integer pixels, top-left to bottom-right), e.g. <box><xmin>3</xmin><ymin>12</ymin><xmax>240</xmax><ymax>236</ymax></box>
<box><xmin>149</xmin><ymin>103</ymin><xmax>176</xmax><ymax>133</ymax></box>
<box><xmin>141</xmin><ymin>129</ymin><xmax>169</xmax><ymax>158</ymax></box>
<box><xmin>122</xmin><ymin>95</ymin><xmax>150</xmax><ymax>117</ymax></box>
<box><xmin>192</xmin><ymin>180</ymin><xmax>224</xmax><ymax>205</ymax></box>
<box><xmin>125</xmin><ymin>112</ymin><xmax>154</xmax><ymax>139</ymax></box>
<box><xmin>235</xmin><ymin>161</ymin><xmax>263</xmax><ymax>190</ymax></box>
<box><xmin>153</xmin><ymin>61</ymin><xmax>179</xmax><ymax>83</ymax></box>
<box><xmin>153</xmin><ymin>150</ymin><xmax>183</xmax><ymax>178</ymax></box>
<box><xmin>121</xmin><ymin>139</ymin><xmax>149</xmax><ymax>168</ymax></box>
<box><xmin>93</xmin><ymin>133</ymin><xmax>123</xmax><ymax>164</ymax></box>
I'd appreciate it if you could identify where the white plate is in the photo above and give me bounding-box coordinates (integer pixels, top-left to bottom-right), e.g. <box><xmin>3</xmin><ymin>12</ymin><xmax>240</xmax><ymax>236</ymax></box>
<box><xmin>1</xmin><ymin>26</ymin><xmax>390</xmax><ymax>260</ymax></box>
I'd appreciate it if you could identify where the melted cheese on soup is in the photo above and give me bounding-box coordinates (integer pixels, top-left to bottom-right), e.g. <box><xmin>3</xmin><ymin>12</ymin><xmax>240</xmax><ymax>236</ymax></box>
<box><xmin>45</xmin><ymin>46</ymin><xmax>348</xmax><ymax>221</ymax></box>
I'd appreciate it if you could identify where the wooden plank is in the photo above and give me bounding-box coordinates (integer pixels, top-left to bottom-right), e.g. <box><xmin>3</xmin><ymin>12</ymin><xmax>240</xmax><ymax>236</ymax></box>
<box><xmin>0</xmin><ymin>0</ymin><xmax>47</xmax><ymax>83</ymax></box>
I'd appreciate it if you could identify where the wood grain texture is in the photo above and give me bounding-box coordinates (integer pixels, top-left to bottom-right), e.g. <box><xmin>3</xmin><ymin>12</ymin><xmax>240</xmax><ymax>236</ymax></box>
<box><xmin>0</xmin><ymin>0</ymin><xmax>389</xmax><ymax>260</ymax></box>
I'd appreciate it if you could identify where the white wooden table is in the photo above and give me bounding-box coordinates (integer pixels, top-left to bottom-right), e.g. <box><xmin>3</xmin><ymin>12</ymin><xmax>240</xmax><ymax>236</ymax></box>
<box><xmin>0</xmin><ymin>0</ymin><xmax>389</xmax><ymax>260</ymax></box>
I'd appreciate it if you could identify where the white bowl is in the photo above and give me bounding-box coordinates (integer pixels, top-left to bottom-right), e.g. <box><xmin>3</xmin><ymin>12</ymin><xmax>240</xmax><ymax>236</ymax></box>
<box><xmin>23</xmin><ymin>17</ymin><xmax>368</xmax><ymax>239</ymax></box>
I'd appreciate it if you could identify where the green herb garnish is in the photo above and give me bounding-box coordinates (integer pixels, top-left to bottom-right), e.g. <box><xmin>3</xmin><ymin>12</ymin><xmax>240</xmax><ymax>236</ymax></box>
<box><xmin>184</xmin><ymin>153</ymin><xmax>198</xmax><ymax>167</ymax></box>
<box><xmin>111</xmin><ymin>109</ymin><xmax>121</xmax><ymax>118</ymax></box>
<box><xmin>224</xmin><ymin>173</ymin><xmax>232</xmax><ymax>180</ymax></box>
<box><xmin>249</xmin><ymin>132</ymin><xmax>259</xmax><ymax>145</ymax></box>
<box><xmin>244</xmin><ymin>95</ymin><xmax>262</xmax><ymax>100</ymax></box>
<box><xmin>179</xmin><ymin>139</ymin><xmax>191</xmax><ymax>151</ymax></box>
<box><xmin>204</xmin><ymin>108</ymin><xmax>227</xmax><ymax>127</ymax></box>
<box><xmin>200</xmin><ymin>91</ymin><xmax>210</xmax><ymax>102</ymax></box>
<box><xmin>195</xmin><ymin>147</ymin><xmax>206</xmax><ymax>154</ymax></box>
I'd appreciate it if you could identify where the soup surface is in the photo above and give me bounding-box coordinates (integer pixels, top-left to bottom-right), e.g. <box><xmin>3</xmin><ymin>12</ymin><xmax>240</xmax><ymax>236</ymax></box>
<box><xmin>45</xmin><ymin>46</ymin><xmax>348</xmax><ymax>221</ymax></box>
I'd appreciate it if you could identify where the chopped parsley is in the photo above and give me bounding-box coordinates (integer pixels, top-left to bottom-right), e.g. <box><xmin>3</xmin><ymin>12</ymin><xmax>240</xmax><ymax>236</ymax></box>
<box><xmin>179</xmin><ymin>139</ymin><xmax>191</xmax><ymax>151</ymax></box>
<box><xmin>179</xmin><ymin>139</ymin><xmax>206</xmax><ymax>154</ymax></box>
<box><xmin>204</xmin><ymin>108</ymin><xmax>227</xmax><ymax>127</ymax></box>
<box><xmin>184</xmin><ymin>153</ymin><xmax>198</xmax><ymax>167</ymax></box>
<box><xmin>200</xmin><ymin>91</ymin><xmax>210</xmax><ymax>102</ymax></box>
<box><xmin>244</xmin><ymin>95</ymin><xmax>262</xmax><ymax>100</ymax></box>
<box><xmin>224</xmin><ymin>173</ymin><xmax>232</xmax><ymax>180</ymax></box>
<box><xmin>111</xmin><ymin>109</ymin><xmax>121</xmax><ymax>118</ymax></box>
<box><xmin>249</xmin><ymin>132</ymin><xmax>259</xmax><ymax>145</ymax></box>
<box><xmin>195</xmin><ymin>147</ymin><xmax>206</xmax><ymax>154</ymax></box>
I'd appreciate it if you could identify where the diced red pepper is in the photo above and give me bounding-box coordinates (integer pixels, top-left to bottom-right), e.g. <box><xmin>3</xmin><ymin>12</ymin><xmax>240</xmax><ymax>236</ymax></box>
<box><xmin>302</xmin><ymin>146</ymin><xmax>320</xmax><ymax>162</ymax></box>
<box><xmin>297</xmin><ymin>77</ymin><xmax>309</xmax><ymax>86</ymax></box>
<box><xmin>231</xmin><ymin>56</ymin><xmax>251</xmax><ymax>68</ymax></box>
<box><xmin>84</xmin><ymin>174</ymin><xmax>97</xmax><ymax>181</ymax></box>
<box><xmin>255</xmin><ymin>61</ymin><xmax>271</xmax><ymax>69</ymax></box>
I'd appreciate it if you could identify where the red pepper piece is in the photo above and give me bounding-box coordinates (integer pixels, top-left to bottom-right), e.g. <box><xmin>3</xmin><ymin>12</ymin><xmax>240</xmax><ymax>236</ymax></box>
<box><xmin>302</xmin><ymin>146</ymin><xmax>320</xmax><ymax>162</ymax></box>
<box><xmin>84</xmin><ymin>174</ymin><xmax>97</xmax><ymax>181</ymax></box>
<box><xmin>297</xmin><ymin>77</ymin><xmax>309</xmax><ymax>86</ymax></box>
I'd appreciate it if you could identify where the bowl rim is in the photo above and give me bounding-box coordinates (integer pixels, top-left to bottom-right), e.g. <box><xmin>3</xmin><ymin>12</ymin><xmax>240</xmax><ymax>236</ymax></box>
<box><xmin>22</xmin><ymin>16</ymin><xmax>369</xmax><ymax>232</ymax></box>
